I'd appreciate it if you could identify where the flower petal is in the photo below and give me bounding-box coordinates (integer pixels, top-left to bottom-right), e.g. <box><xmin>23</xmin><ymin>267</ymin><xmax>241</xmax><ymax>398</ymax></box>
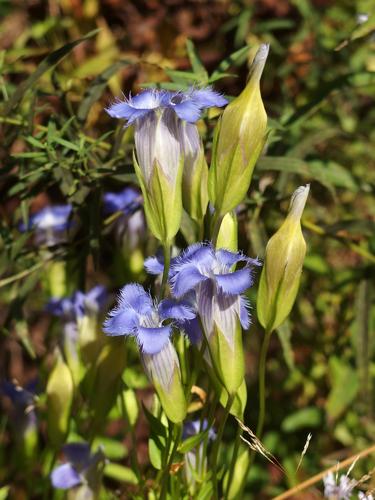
<box><xmin>106</xmin><ymin>101</ymin><xmax>150</xmax><ymax>124</ymax></box>
<box><xmin>103</xmin><ymin>309</ymin><xmax>138</xmax><ymax>336</ymax></box>
<box><xmin>159</xmin><ymin>299</ymin><xmax>196</xmax><ymax>321</ymax></box>
<box><xmin>173</xmin><ymin>100</ymin><xmax>201</xmax><ymax>123</ymax></box>
<box><xmin>137</xmin><ymin>325</ymin><xmax>171</xmax><ymax>355</ymax></box>
<box><xmin>180</xmin><ymin>317</ymin><xmax>202</xmax><ymax>345</ymax></box>
<box><xmin>215</xmin><ymin>267</ymin><xmax>254</xmax><ymax>295</ymax></box>
<box><xmin>190</xmin><ymin>88</ymin><xmax>228</xmax><ymax>108</ymax></box>
<box><xmin>51</xmin><ymin>463</ymin><xmax>82</xmax><ymax>490</ymax></box>
<box><xmin>103</xmin><ymin>187</ymin><xmax>141</xmax><ymax>215</ymax></box>
<box><xmin>118</xmin><ymin>284</ymin><xmax>153</xmax><ymax>315</ymax></box>
<box><xmin>144</xmin><ymin>254</ymin><xmax>165</xmax><ymax>275</ymax></box>
<box><xmin>239</xmin><ymin>295</ymin><xmax>251</xmax><ymax>330</ymax></box>
<box><xmin>62</xmin><ymin>443</ymin><xmax>91</xmax><ymax>467</ymax></box>
<box><xmin>171</xmin><ymin>264</ymin><xmax>208</xmax><ymax>298</ymax></box>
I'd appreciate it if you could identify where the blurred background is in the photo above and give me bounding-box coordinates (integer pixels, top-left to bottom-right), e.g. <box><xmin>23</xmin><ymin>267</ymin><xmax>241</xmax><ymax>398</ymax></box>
<box><xmin>0</xmin><ymin>0</ymin><xmax>374</xmax><ymax>498</ymax></box>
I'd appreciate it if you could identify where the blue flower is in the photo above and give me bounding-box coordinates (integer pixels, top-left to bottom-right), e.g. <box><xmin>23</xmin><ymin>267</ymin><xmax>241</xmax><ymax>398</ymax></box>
<box><xmin>1</xmin><ymin>380</ymin><xmax>37</xmax><ymax>432</ymax></box>
<box><xmin>47</xmin><ymin>286</ymin><xmax>107</xmax><ymax>322</ymax></box>
<box><xmin>103</xmin><ymin>186</ymin><xmax>142</xmax><ymax>216</ymax></box>
<box><xmin>51</xmin><ymin>442</ymin><xmax>105</xmax><ymax>491</ymax></box>
<box><xmin>103</xmin><ymin>284</ymin><xmax>194</xmax><ymax>355</ymax></box>
<box><xmin>170</xmin><ymin>243</ymin><xmax>260</xmax><ymax>338</ymax></box>
<box><xmin>323</xmin><ymin>472</ymin><xmax>356</xmax><ymax>500</ymax></box>
<box><xmin>182</xmin><ymin>419</ymin><xmax>216</xmax><ymax>491</ymax></box>
<box><xmin>106</xmin><ymin>87</ymin><xmax>227</xmax><ymax>125</ymax></box>
<box><xmin>183</xmin><ymin>419</ymin><xmax>216</xmax><ymax>441</ymax></box>
<box><xmin>19</xmin><ymin>204</ymin><xmax>73</xmax><ymax>246</ymax></box>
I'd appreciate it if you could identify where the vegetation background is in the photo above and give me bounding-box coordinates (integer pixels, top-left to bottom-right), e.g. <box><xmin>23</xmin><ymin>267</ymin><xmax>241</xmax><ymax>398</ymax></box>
<box><xmin>0</xmin><ymin>0</ymin><xmax>374</xmax><ymax>498</ymax></box>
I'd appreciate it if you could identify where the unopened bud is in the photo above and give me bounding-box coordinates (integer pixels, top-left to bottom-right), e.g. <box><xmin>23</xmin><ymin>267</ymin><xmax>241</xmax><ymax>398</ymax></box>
<box><xmin>209</xmin><ymin>44</ymin><xmax>269</xmax><ymax>216</ymax></box>
<box><xmin>257</xmin><ymin>185</ymin><xmax>310</xmax><ymax>332</ymax></box>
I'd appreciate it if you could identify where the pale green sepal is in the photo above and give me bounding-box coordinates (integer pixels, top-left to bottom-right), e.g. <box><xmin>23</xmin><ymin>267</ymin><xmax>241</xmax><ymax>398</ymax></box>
<box><xmin>46</xmin><ymin>353</ymin><xmax>74</xmax><ymax>448</ymax></box>
<box><xmin>219</xmin><ymin>379</ymin><xmax>247</xmax><ymax>419</ymax></box>
<box><xmin>182</xmin><ymin>143</ymin><xmax>209</xmax><ymax>224</ymax></box>
<box><xmin>152</xmin><ymin>367</ymin><xmax>187</xmax><ymax>423</ymax></box>
<box><xmin>208</xmin><ymin>320</ymin><xmax>244</xmax><ymax>395</ymax></box>
<box><xmin>133</xmin><ymin>151</ymin><xmax>183</xmax><ymax>244</ymax></box>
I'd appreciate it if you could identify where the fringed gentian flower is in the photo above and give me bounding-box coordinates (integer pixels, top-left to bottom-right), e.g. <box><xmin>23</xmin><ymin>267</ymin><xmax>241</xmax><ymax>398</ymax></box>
<box><xmin>51</xmin><ymin>442</ymin><xmax>105</xmax><ymax>497</ymax></box>
<box><xmin>1</xmin><ymin>380</ymin><xmax>38</xmax><ymax>455</ymax></box>
<box><xmin>106</xmin><ymin>88</ymin><xmax>227</xmax><ymax>244</ymax></box>
<box><xmin>47</xmin><ymin>286</ymin><xmax>107</xmax><ymax>381</ymax></box>
<box><xmin>103</xmin><ymin>284</ymin><xmax>195</xmax><ymax>422</ymax></box>
<box><xmin>170</xmin><ymin>242</ymin><xmax>261</xmax><ymax>394</ymax></box>
<box><xmin>323</xmin><ymin>472</ymin><xmax>356</xmax><ymax>500</ymax></box>
<box><xmin>103</xmin><ymin>186</ymin><xmax>145</xmax><ymax>255</ymax></box>
<box><xmin>183</xmin><ymin>419</ymin><xmax>216</xmax><ymax>493</ymax></box>
<box><xmin>19</xmin><ymin>204</ymin><xmax>73</xmax><ymax>246</ymax></box>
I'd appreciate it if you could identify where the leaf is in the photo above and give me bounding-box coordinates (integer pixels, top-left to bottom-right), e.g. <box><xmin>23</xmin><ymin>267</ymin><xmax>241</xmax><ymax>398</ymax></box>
<box><xmin>276</xmin><ymin>320</ymin><xmax>295</xmax><ymax>371</ymax></box>
<box><xmin>142</xmin><ymin>403</ymin><xmax>167</xmax><ymax>438</ymax></box>
<box><xmin>326</xmin><ymin>357</ymin><xmax>359</xmax><ymax>419</ymax></box>
<box><xmin>210</xmin><ymin>45</ymin><xmax>250</xmax><ymax>81</ymax></box>
<box><xmin>186</xmin><ymin>39</ymin><xmax>208</xmax><ymax>82</ymax></box>
<box><xmin>104</xmin><ymin>463</ymin><xmax>138</xmax><ymax>484</ymax></box>
<box><xmin>92</xmin><ymin>437</ymin><xmax>128</xmax><ymax>460</ymax></box>
<box><xmin>77</xmin><ymin>59</ymin><xmax>132</xmax><ymax>123</ymax></box>
<box><xmin>148</xmin><ymin>437</ymin><xmax>164</xmax><ymax>470</ymax></box>
<box><xmin>178</xmin><ymin>429</ymin><xmax>209</xmax><ymax>454</ymax></box>
<box><xmin>3</xmin><ymin>29</ymin><xmax>99</xmax><ymax>114</ymax></box>
<box><xmin>281</xmin><ymin>407</ymin><xmax>322</xmax><ymax>432</ymax></box>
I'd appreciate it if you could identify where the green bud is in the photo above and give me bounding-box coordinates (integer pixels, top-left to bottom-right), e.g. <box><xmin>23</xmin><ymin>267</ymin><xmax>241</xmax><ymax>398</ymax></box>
<box><xmin>180</xmin><ymin>123</ymin><xmax>209</xmax><ymax>224</ymax></box>
<box><xmin>216</xmin><ymin>210</ymin><xmax>238</xmax><ymax>252</ymax></box>
<box><xmin>209</xmin><ymin>44</ymin><xmax>269</xmax><ymax>216</ymax></box>
<box><xmin>257</xmin><ymin>185</ymin><xmax>310</xmax><ymax>332</ymax></box>
<box><xmin>46</xmin><ymin>354</ymin><xmax>74</xmax><ymax>448</ymax></box>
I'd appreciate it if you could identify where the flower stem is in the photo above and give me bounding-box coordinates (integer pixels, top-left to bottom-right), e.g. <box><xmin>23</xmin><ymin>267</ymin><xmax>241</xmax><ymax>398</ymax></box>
<box><xmin>160</xmin><ymin>422</ymin><xmax>182</xmax><ymax>499</ymax></box>
<box><xmin>256</xmin><ymin>327</ymin><xmax>272</xmax><ymax>438</ymax></box>
<box><xmin>225</xmin><ymin>424</ymin><xmax>242</xmax><ymax>498</ymax></box>
<box><xmin>237</xmin><ymin>327</ymin><xmax>273</xmax><ymax>496</ymax></box>
<box><xmin>159</xmin><ymin>242</ymin><xmax>171</xmax><ymax>300</ymax></box>
<box><xmin>210</xmin><ymin>393</ymin><xmax>235</xmax><ymax>500</ymax></box>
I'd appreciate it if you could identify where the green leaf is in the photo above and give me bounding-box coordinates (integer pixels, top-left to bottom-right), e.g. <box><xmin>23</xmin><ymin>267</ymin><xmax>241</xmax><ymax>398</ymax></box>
<box><xmin>276</xmin><ymin>320</ymin><xmax>295</xmax><ymax>371</ymax></box>
<box><xmin>148</xmin><ymin>437</ymin><xmax>164</xmax><ymax>470</ymax></box>
<box><xmin>77</xmin><ymin>59</ymin><xmax>132</xmax><ymax>123</ymax></box>
<box><xmin>178</xmin><ymin>429</ymin><xmax>209</xmax><ymax>454</ymax></box>
<box><xmin>3</xmin><ymin>29</ymin><xmax>99</xmax><ymax>114</ymax></box>
<box><xmin>104</xmin><ymin>463</ymin><xmax>138</xmax><ymax>484</ymax></box>
<box><xmin>210</xmin><ymin>45</ymin><xmax>250</xmax><ymax>81</ymax></box>
<box><xmin>281</xmin><ymin>407</ymin><xmax>322</xmax><ymax>432</ymax></box>
<box><xmin>186</xmin><ymin>39</ymin><xmax>208</xmax><ymax>82</ymax></box>
<box><xmin>142</xmin><ymin>403</ymin><xmax>167</xmax><ymax>438</ymax></box>
<box><xmin>92</xmin><ymin>437</ymin><xmax>128</xmax><ymax>460</ymax></box>
<box><xmin>326</xmin><ymin>357</ymin><xmax>359</xmax><ymax>419</ymax></box>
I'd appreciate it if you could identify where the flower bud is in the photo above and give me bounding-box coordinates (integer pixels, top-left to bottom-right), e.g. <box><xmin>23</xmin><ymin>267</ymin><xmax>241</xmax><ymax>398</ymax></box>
<box><xmin>133</xmin><ymin>109</ymin><xmax>183</xmax><ymax>244</ymax></box>
<box><xmin>209</xmin><ymin>44</ymin><xmax>269</xmax><ymax>216</ymax></box>
<box><xmin>257</xmin><ymin>185</ymin><xmax>310</xmax><ymax>332</ymax></box>
<box><xmin>46</xmin><ymin>354</ymin><xmax>74</xmax><ymax>448</ymax></box>
<box><xmin>216</xmin><ymin>210</ymin><xmax>238</xmax><ymax>251</ymax></box>
<box><xmin>179</xmin><ymin>122</ymin><xmax>209</xmax><ymax>224</ymax></box>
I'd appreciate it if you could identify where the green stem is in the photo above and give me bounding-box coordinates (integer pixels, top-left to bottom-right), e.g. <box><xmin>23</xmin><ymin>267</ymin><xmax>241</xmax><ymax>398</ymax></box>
<box><xmin>256</xmin><ymin>328</ymin><xmax>272</xmax><ymax>438</ymax></box>
<box><xmin>210</xmin><ymin>393</ymin><xmax>235</xmax><ymax>500</ymax></box>
<box><xmin>225</xmin><ymin>424</ymin><xmax>242</xmax><ymax>498</ymax></box>
<box><xmin>160</xmin><ymin>423</ymin><xmax>182</xmax><ymax>499</ymax></box>
<box><xmin>211</xmin><ymin>212</ymin><xmax>224</xmax><ymax>247</ymax></box>
<box><xmin>159</xmin><ymin>242</ymin><xmax>171</xmax><ymax>301</ymax></box>
<box><xmin>237</xmin><ymin>327</ymin><xmax>273</xmax><ymax>496</ymax></box>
